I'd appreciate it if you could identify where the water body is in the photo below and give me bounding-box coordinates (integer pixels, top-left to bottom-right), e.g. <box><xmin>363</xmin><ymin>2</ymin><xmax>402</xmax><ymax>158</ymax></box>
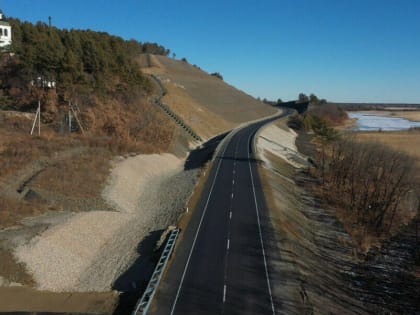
<box><xmin>348</xmin><ymin>112</ymin><xmax>420</xmax><ymax>131</ymax></box>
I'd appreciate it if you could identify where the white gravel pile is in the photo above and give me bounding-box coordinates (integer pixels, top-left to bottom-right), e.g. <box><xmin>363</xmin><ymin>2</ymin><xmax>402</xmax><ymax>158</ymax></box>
<box><xmin>257</xmin><ymin>124</ymin><xmax>307</xmax><ymax>168</ymax></box>
<box><xmin>15</xmin><ymin>153</ymin><xmax>199</xmax><ymax>292</ymax></box>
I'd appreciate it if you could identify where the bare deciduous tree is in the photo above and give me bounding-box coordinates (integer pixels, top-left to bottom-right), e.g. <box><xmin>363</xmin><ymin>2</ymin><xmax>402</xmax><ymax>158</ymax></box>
<box><xmin>315</xmin><ymin>137</ymin><xmax>417</xmax><ymax>236</ymax></box>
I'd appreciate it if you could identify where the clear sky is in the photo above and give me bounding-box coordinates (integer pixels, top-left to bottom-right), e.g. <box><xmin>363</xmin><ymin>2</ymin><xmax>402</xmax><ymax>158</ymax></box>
<box><xmin>2</xmin><ymin>0</ymin><xmax>420</xmax><ymax>103</ymax></box>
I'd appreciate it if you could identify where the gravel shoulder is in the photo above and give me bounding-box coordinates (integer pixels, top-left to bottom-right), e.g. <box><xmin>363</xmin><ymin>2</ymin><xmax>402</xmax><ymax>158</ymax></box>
<box><xmin>14</xmin><ymin>153</ymin><xmax>199</xmax><ymax>292</ymax></box>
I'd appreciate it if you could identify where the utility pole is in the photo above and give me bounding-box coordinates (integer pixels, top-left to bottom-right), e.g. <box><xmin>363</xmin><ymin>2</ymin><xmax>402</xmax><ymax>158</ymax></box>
<box><xmin>67</xmin><ymin>100</ymin><xmax>85</xmax><ymax>134</ymax></box>
<box><xmin>48</xmin><ymin>16</ymin><xmax>52</xmax><ymax>35</ymax></box>
<box><xmin>30</xmin><ymin>100</ymin><xmax>41</xmax><ymax>136</ymax></box>
<box><xmin>68</xmin><ymin>101</ymin><xmax>72</xmax><ymax>133</ymax></box>
<box><xmin>416</xmin><ymin>199</ymin><xmax>420</xmax><ymax>265</ymax></box>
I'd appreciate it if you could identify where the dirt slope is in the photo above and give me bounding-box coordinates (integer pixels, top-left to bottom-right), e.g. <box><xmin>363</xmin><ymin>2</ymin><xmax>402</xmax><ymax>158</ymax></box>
<box><xmin>140</xmin><ymin>54</ymin><xmax>276</xmax><ymax>139</ymax></box>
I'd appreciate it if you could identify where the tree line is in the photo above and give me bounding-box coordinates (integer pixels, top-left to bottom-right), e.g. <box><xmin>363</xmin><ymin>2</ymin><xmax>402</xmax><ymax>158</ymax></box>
<box><xmin>0</xmin><ymin>18</ymin><xmax>170</xmax><ymax>110</ymax></box>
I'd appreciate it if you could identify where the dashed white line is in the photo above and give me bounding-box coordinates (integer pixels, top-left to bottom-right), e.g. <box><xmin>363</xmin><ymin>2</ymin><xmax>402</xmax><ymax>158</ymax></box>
<box><xmin>247</xmin><ymin>131</ymin><xmax>276</xmax><ymax>314</ymax></box>
<box><xmin>232</xmin><ymin>179</ymin><xmax>235</xmax><ymax>185</ymax></box>
<box><xmin>227</xmin><ymin>239</ymin><xmax>230</xmax><ymax>250</ymax></box>
<box><xmin>223</xmin><ymin>284</ymin><xmax>227</xmax><ymax>303</ymax></box>
<box><xmin>229</xmin><ymin>211</ymin><xmax>232</xmax><ymax>219</ymax></box>
<box><xmin>231</xmin><ymin>192</ymin><xmax>234</xmax><ymax>199</ymax></box>
<box><xmin>170</xmin><ymin>140</ymin><xmax>230</xmax><ymax>315</ymax></box>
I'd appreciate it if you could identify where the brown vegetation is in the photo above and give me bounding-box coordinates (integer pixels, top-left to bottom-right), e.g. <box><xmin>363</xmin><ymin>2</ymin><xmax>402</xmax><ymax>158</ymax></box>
<box><xmin>308</xmin><ymin>103</ymin><xmax>348</xmax><ymax>126</ymax></box>
<box><xmin>0</xmin><ymin>92</ymin><xmax>176</xmax><ymax>229</ymax></box>
<box><xmin>288</xmin><ymin>103</ymin><xmax>348</xmax><ymax>133</ymax></box>
<box><xmin>290</xmin><ymin>110</ymin><xmax>420</xmax><ymax>250</ymax></box>
<box><xmin>318</xmin><ymin>139</ymin><xmax>417</xmax><ymax>232</ymax></box>
<box><xmin>355</xmin><ymin>129</ymin><xmax>420</xmax><ymax>169</ymax></box>
<box><xmin>142</xmin><ymin>55</ymin><xmax>276</xmax><ymax>139</ymax></box>
<box><xmin>0</xmin><ymin>197</ymin><xmax>46</xmax><ymax>230</ymax></box>
<box><xmin>0</xmin><ymin>286</ymin><xmax>118</xmax><ymax>313</ymax></box>
<box><xmin>0</xmin><ymin>248</ymin><xmax>34</xmax><ymax>286</ymax></box>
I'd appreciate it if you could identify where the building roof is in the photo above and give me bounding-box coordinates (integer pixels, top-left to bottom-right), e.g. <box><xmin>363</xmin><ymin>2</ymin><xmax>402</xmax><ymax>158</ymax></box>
<box><xmin>0</xmin><ymin>21</ymin><xmax>10</xmax><ymax>27</ymax></box>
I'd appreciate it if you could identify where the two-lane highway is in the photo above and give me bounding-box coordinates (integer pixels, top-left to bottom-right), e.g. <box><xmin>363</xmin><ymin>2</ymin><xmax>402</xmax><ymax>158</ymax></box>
<box><xmin>150</xmin><ymin>111</ymin><xmax>288</xmax><ymax>315</ymax></box>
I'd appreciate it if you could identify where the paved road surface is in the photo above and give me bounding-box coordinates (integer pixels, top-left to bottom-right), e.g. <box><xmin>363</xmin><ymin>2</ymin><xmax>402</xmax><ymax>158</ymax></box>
<box><xmin>150</xmin><ymin>110</ymin><xmax>289</xmax><ymax>315</ymax></box>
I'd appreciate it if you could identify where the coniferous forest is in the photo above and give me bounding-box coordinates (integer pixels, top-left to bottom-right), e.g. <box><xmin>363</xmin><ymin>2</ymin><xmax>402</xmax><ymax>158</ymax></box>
<box><xmin>0</xmin><ymin>18</ymin><xmax>170</xmax><ymax>110</ymax></box>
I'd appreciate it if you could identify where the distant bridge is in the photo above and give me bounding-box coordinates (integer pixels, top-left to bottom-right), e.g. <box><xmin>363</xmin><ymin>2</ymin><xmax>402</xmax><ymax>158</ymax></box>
<box><xmin>274</xmin><ymin>100</ymin><xmax>309</xmax><ymax>114</ymax></box>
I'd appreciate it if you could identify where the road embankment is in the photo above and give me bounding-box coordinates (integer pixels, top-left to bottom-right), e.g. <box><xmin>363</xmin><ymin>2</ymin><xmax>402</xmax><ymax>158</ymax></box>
<box><xmin>14</xmin><ymin>153</ymin><xmax>199</xmax><ymax>293</ymax></box>
<box><xmin>255</xmin><ymin>119</ymin><xmax>420</xmax><ymax>314</ymax></box>
<box><xmin>255</xmin><ymin>119</ymin><xmax>368</xmax><ymax>314</ymax></box>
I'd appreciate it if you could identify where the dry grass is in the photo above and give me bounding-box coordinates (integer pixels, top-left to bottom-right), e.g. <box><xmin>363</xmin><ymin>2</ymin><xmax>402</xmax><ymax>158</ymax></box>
<box><xmin>0</xmin><ymin>248</ymin><xmax>34</xmax><ymax>286</ymax></box>
<box><xmin>0</xmin><ymin>286</ymin><xmax>118</xmax><ymax>313</ymax></box>
<box><xmin>313</xmin><ymin>132</ymin><xmax>420</xmax><ymax>252</ymax></box>
<box><xmin>0</xmin><ymin>197</ymin><xmax>48</xmax><ymax>229</ymax></box>
<box><xmin>355</xmin><ymin>129</ymin><xmax>420</xmax><ymax>157</ymax></box>
<box><xmin>32</xmin><ymin>148</ymin><xmax>112</xmax><ymax>198</ymax></box>
<box><xmin>389</xmin><ymin>111</ymin><xmax>420</xmax><ymax>122</ymax></box>
<box><xmin>0</xmin><ymin>92</ymin><xmax>176</xmax><ymax>229</ymax></box>
<box><xmin>141</xmin><ymin>54</ymin><xmax>276</xmax><ymax>139</ymax></box>
<box><xmin>356</xmin><ymin>110</ymin><xmax>420</xmax><ymax>122</ymax></box>
<box><xmin>355</xmin><ymin>129</ymin><xmax>420</xmax><ymax>174</ymax></box>
<box><xmin>162</xmin><ymin>82</ymin><xmax>233</xmax><ymax>139</ymax></box>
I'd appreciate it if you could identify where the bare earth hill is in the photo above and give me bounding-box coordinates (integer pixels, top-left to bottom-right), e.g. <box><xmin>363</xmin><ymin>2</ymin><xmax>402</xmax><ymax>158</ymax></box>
<box><xmin>139</xmin><ymin>54</ymin><xmax>276</xmax><ymax>139</ymax></box>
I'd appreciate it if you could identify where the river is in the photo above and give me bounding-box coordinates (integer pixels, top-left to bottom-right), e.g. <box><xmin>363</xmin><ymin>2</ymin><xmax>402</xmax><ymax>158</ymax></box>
<box><xmin>348</xmin><ymin>112</ymin><xmax>420</xmax><ymax>131</ymax></box>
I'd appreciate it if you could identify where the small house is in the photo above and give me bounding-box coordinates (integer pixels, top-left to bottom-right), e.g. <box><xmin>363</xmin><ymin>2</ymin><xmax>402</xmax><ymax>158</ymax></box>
<box><xmin>0</xmin><ymin>11</ymin><xmax>12</xmax><ymax>48</ymax></box>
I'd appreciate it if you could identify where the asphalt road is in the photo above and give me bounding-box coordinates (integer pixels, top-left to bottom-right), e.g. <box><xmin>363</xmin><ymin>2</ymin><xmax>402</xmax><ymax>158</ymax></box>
<box><xmin>149</xmin><ymin>110</ymin><xmax>289</xmax><ymax>315</ymax></box>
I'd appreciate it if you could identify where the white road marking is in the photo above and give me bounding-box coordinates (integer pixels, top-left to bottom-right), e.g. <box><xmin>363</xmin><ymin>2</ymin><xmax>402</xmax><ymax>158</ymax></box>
<box><xmin>232</xmin><ymin>179</ymin><xmax>235</xmax><ymax>185</ymax></box>
<box><xmin>227</xmin><ymin>239</ymin><xmax>230</xmax><ymax>250</ymax></box>
<box><xmin>170</xmin><ymin>141</ymin><xmax>230</xmax><ymax>315</ymax></box>
<box><xmin>231</xmin><ymin>192</ymin><xmax>234</xmax><ymax>199</ymax></box>
<box><xmin>229</xmin><ymin>211</ymin><xmax>232</xmax><ymax>219</ymax></box>
<box><xmin>170</xmin><ymin>117</ymin><xmax>281</xmax><ymax>314</ymax></box>
<box><xmin>247</xmin><ymin>130</ymin><xmax>276</xmax><ymax>315</ymax></box>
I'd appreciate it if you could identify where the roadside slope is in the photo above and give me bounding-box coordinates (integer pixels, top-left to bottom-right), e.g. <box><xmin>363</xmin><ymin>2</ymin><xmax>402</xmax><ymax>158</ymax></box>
<box><xmin>140</xmin><ymin>54</ymin><xmax>276</xmax><ymax>139</ymax></box>
<box><xmin>255</xmin><ymin>120</ymin><xmax>367</xmax><ymax>314</ymax></box>
<box><xmin>255</xmin><ymin>118</ymin><xmax>420</xmax><ymax>314</ymax></box>
<box><xmin>14</xmin><ymin>153</ymin><xmax>199</xmax><ymax>292</ymax></box>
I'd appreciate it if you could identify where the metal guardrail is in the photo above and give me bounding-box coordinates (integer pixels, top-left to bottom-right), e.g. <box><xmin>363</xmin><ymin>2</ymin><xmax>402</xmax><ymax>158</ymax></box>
<box><xmin>149</xmin><ymin>74</ymin><xmax>202</xmax><ymax>142</ymax></box>
<box><xmin>132</xmin><ymin>228</ymin><xmax>180</xmax><ymax>315</ymax></box>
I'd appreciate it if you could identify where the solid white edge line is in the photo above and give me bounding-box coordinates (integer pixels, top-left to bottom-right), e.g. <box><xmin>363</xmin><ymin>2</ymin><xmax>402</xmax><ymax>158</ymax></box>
<box><xmin>247</xmin><ymin>129</ymin><xmax>276</xmax><ymax>315</ymax></box>
<box><xmin>169</xmin><ymin>137</ymin><xmax>230</xmax><ymax>315</ymax></box>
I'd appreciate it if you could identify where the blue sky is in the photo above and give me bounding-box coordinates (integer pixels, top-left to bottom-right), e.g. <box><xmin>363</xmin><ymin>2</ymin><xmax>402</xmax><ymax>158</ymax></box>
<box><xmin>2</xmin><ymin>0</ymin><xmax>420</xmax><ymax>103</ymax></box>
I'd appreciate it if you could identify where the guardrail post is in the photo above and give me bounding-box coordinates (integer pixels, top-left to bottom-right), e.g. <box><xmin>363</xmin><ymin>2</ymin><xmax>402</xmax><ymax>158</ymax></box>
<box><xmin>132</xmin><ymin>228</ymin><xmax>180</xmax><ymax>315</ymax></box>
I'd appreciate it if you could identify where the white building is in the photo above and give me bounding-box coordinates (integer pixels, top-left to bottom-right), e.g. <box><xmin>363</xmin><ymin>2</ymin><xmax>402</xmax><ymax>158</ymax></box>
<box><xmin>0</xmin><ymin>11</ymin><xmax>12</xmax><ymax>48</ymax></box>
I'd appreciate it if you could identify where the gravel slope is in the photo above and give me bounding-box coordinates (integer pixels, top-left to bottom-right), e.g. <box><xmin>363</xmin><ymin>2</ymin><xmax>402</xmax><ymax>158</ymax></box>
<box><xmin>15</xmin><ymin>153</ymin><xmax>199</xmax><ymax>292</ymax></box>
<box><xmin>256</xmin><ymin>123</ymin><xmax>307</xmax><ymax>168</ymax></box>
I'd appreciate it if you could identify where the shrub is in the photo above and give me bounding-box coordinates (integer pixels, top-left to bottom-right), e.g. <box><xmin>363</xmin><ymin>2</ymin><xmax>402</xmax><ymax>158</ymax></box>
<box><xmin>314</xmin><ymin>137</ymin><xmax>417</xmax><ymax>237</ymax></box>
